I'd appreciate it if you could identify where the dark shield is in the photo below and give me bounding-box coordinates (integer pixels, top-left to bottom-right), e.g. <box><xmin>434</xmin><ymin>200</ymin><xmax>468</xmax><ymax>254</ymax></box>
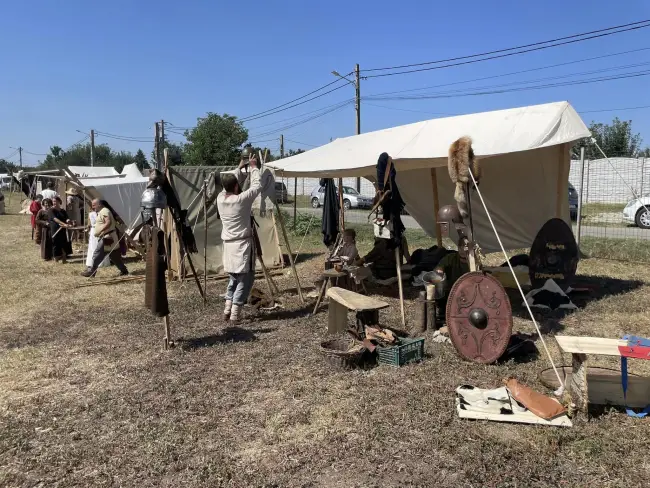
<box><xmin>529</xmin><ymin>218</ymin><xmax>578</xmax><ymax>291</ymax></box>
<box><xmin>446</xmin><ymin>272</ymin><xmax>513</xmax><ymax>364</ymax></box>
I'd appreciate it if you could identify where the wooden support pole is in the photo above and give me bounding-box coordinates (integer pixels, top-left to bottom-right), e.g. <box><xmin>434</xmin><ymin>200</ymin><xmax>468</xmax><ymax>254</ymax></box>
<box><xmin>273</xmin><ymin>201</ymin><xmax>305</xmax><ymax>304</ymax></box>
<box><xmin>395</xmin><ymin>247</ymin><xmax>406</xmax><ymax>328</ymax></box>
<box><xmin>338</xmin><ymin>177</ymin><xmax>345</xmax><ymax>230</ymax></box>
<box><xmin>163</xmin><ymin>315</ymin><xmax>172</xmax><ymax>350</ymax></box>
<box><xmin>430</xmin><ymin>168</ymin><xmax>442</xmax><ymax>247</ymax></box>
<box><xmin>203</xmin><ymin>180</ymin><xmax>208</xmax><ymax>305</ymax></box>
<box><xmin>556</xmin><ymin>143</ymin><xmax>571</xmax><ymax>218</ymax></box>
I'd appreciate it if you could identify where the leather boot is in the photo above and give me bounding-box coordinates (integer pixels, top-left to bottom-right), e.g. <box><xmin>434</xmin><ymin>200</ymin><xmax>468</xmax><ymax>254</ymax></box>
<box><xmin>223</xmin><ymin>300</ymin><xmax>232</xmax><ymax>321</ymax></box>
<box><xmin>229</xmin><ymin>304</ymin><xmax>241</xmax><ymax>325</ymax></box>
<box><xmin>81</xmin><ymin>267</ymin><xmax>96</xmax><ymax>278</ymax></box>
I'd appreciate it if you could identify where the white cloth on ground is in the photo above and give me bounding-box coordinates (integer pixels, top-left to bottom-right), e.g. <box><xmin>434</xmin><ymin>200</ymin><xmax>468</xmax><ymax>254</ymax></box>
<box><xmin>524</xmin><ymin>279</ymin><xmax>577</xmax><ymax>310</ymax></box>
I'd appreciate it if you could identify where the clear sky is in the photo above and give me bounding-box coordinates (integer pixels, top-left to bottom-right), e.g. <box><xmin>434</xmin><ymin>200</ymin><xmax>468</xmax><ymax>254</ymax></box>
<box><xmin>1</xmin><ymin>0</ymin><xmax>650</xmax><ymax>166</ymax></box>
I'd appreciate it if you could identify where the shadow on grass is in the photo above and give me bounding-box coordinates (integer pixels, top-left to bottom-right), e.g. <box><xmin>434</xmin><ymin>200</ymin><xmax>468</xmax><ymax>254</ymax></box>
<box><xmin>177</xmin><ymin>326</ymin><xmax>277</xmax><ymax>350</ymax></box>
<box><xmin>258</xmin><ymin>305</ymin><xmax>313</xmax><ymax>321</ymax></box>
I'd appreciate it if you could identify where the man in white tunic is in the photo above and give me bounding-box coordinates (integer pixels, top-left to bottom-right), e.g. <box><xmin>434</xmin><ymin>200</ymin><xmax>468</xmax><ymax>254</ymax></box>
<box><xmin>217</xmin><ymin>155</ymin><xmax>267</xmax><ymax>323</ymax></box>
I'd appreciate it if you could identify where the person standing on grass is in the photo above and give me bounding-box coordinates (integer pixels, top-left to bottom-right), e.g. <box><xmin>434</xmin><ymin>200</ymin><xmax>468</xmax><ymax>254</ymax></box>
<box><xmin>81</xmin><ymin>199</ymin><xmax>128</xmax><ymax>277</ymax></box>
<box><xmin>36</xmin><ymin>198</ymin><xmax>53</xmax><ymax>259</ymax></box>
<box><xmin>48</xmin><ymin>196</ymin><xmax>72</xmax><ymax>263</ymax></box>
<box><xmin>29</xmin><ymin>195</ymin><xmax>42</xmax><ymax>241</ymax></box>
<box><xmin>217</xmin><ymin>154</ymin><xmax>270</xmax><ymax>324</ymax></box>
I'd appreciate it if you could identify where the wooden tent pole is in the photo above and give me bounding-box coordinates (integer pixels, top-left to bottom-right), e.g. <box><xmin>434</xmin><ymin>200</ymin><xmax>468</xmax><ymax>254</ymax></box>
<box><xmin>273</xmin><ymin>200</ymin><xmax>304</xmax><ymax>304</ymax></box>
<box><xmin>203</xmin><ymin>180</ymin><xmax>208</xmax><ymax>305</ymax></box>
<box><xmin>430</xmin><ymin>168</ymin><xmax>443</xmax><ymax>247</ymax></box>
<box><xmin>395</xmin><ymin>247</ymin><xmax>406</xmax><ymax>328</ymax></box>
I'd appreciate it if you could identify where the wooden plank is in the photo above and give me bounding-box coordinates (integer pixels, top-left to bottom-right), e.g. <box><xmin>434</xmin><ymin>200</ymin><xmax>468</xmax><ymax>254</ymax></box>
<box><xmin>555</xmin><ymin>336</ymin><xmax>626</xmax><ymax>356</ymax></box>
<box><xmin>456</xmin><ymin>403</ymin><xmax>572</xmax><ymax>427</ymax></box>
<box><xmin>328</xmin><ymin>300</ymin><xmax>348</xmax><ymax>334</ymax></box>
<box><xmin>327</xmin><ymin>287</ymin><xmax>389</xmax><ymax>312</ymax></box>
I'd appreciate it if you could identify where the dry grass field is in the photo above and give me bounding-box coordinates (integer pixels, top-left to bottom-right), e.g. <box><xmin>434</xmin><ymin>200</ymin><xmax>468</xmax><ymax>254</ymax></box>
<box><xmin>2</xmin><ymin>193</ymin><xmax>650</xmax><ymax>487</ymax></box>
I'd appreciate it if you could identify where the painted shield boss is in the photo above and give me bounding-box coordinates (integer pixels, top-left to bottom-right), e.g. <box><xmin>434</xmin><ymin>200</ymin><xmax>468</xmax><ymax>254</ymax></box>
<box><xmin>446</xmin><ymin>271</ymin><xmax>513</xmax><ymax>364</ymax></box>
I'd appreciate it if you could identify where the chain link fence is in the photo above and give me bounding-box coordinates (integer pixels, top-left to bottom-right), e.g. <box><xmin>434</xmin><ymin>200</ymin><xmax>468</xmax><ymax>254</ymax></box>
<box><xmin>570</xmin><ymin>155</ymin><xmax>650</xmax><ymax>261</ymax></box>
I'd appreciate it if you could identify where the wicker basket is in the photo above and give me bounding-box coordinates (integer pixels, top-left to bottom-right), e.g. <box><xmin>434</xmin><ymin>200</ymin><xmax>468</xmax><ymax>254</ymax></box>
<box><xmin>319</xmin><ymin>338</ymin><xmax>366</xmax><ymax>370</ymax></box>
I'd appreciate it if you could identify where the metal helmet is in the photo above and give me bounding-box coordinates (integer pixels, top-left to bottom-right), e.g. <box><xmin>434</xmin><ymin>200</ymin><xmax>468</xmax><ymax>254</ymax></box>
<box><xmin>437</xmin><ymin>205</ymin><xmax>464</xmax><ymax>238</ymax></box>
<box><xmin>241</xmin><ymin>146</ymin><xmax>254</xmax><ymax>160</ymax></box>
<box><xmin>140</xmin><ymin>188</ymin><xmax>167</xmax><ymax>223</ymax></box>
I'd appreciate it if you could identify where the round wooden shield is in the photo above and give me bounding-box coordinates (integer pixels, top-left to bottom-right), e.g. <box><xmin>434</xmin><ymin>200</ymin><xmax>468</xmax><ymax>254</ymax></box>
<box><xmin>446</xmin><ymin>272</ymin><xmax>513</xmax><ymax>364</ymax></box>
<box><xmin>529</xmin><ymin>218</ymin><xmax>578</xmax><ymax>291</ymax></box>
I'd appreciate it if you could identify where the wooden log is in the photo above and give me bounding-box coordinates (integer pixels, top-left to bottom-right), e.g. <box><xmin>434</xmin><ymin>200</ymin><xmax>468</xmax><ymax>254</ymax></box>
<box><xmin>413</xmin><ymin>290</ymin><xmax>427</xmax><ymax>334</ymax></box>
<box><xmin>570</xmin><ymin>353</ymin><xmax>588</xmax><ymax>418</ymax></box>
<box><xmin>426</xmin><ymin>284</ymin><xmax>435</xmax><ymax>330</ymax></box>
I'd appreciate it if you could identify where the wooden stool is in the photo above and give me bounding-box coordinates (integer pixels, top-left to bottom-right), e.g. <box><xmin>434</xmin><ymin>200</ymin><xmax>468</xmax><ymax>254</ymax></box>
<box><xmin>326</xmin><ymin>287</ymin><xmax>389</xmax><ymax>334</ymax></box>
<box><xmin>312</xmin><ymin>269</ymin><xmax>349</xmax><ymax>315</ymax></box>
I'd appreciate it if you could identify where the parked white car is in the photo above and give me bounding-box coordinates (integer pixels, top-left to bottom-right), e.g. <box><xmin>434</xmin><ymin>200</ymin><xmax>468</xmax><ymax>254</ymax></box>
<box><xmin>622</xmin><ymin>196</ymin><xmax>650</xmax><ymax>228</ymax></box>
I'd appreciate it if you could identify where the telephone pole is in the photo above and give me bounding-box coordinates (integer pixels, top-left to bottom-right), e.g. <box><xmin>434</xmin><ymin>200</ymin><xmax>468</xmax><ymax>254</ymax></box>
<box><xmin>90</xmin><ymin>130</ymin><xmax>95</xmax><ymax>167</ymax></box>
<box><xmin>332</xmin><ymin>64</ymin><xmax>362</xmax><ymax>192</ymax></box>
<box><xmin>18</xmin><ymin>146</ymin><xmax>22</xmax><ymax>168</ymax></box>
<box><xmin>280</xmin><ymin>134</ymin><xmax>284</xmax><ymax>158</ymax></box>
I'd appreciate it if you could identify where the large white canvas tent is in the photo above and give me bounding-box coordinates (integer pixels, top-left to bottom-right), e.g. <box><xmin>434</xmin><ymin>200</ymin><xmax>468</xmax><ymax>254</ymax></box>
<box><xmin>268</xmin><ymin>101</ymin><xmax>591</xmax><ymax>252</ymax></box>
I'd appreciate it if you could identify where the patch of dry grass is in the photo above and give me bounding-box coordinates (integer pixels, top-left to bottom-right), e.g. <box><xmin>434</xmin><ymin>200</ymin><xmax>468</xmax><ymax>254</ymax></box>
<box><xmin>2</xmin><ymin>195</ymin><xmax>650</xmax><ymax>487</ymax></box>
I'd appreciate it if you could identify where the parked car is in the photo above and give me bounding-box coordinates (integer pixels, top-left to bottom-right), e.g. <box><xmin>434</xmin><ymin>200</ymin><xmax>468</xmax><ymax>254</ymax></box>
<box><xmin>275</xmin><ymin>182</ymin><xmax>288</xmax><ymax>203</ymax></box>
<box><xmin>622</xmin><ymin>195</ymin><xmax>650</xmax><ymax>229</ymax></box>
<box><xmin>310</xmin><ymin>185</ymin><xmax>373</xmax><ymax>210</ymax></box>
<box><xmin>568</xmin><ymin>182</ymin><xmax>578</xmax><ymax>220</ymax></box>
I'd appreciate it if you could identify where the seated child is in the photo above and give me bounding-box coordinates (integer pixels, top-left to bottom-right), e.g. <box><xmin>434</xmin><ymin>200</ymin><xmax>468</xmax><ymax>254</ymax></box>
<box><xmin>335</xmin><ymin>228</ymin><xmax>359</xmax><ymax>264</ymax></box>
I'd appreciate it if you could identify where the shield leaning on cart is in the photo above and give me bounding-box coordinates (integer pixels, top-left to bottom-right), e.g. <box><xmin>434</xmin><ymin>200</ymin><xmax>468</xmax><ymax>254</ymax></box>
<box><xmin>446</xmin><ymin>271</ymin><xmax>513</xmax><ymax>364</ymax></box>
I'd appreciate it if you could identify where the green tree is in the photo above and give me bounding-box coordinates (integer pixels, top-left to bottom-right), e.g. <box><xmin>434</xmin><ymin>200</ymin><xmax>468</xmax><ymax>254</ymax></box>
<box><xmin>183</xmin><ymin>113</ymin><xmax>248</xmax><ymax>166</ymax></box>
<box><xmin>134</xmin><ymin>149</ymin><xmax>149</xmax><ymax>171</ymax></box>
<box><xmin>573</xmin><ymin>118</ymin><xmax>643</xmax><ymax>159</ymax></box>
<box><xmin>150</xmin><ymin>141</ymin><xmax>186</xmax><ymax>166</ymax></box>
<box><xmin>0</xmin><ymin>159</ymin><xmax>18</xmax><ymax>174</ymax></box>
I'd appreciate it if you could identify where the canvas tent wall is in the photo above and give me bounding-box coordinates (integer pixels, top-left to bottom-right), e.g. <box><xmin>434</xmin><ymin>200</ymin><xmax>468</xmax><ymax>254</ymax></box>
<box><xmin>166</xmin><ymin>166</ymin><xmax>283</xmax><ymax>278</ymax></box>
<box><xmin>68</xmin><ymin>166</ymin><xmax>119</xmax><ymax>178</ymax></box>
<box><xmin>268</xmin><ymin>101</ymin><xmax>590</xmax><ymax>253</ymax></box>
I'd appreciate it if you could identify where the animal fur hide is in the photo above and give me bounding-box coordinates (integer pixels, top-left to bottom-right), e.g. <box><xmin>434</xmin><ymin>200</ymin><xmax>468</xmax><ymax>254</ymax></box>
<box><xmin>448</xmin><ymin>137</ymin><xmax>481</xmax><ymax>217</ymax></box>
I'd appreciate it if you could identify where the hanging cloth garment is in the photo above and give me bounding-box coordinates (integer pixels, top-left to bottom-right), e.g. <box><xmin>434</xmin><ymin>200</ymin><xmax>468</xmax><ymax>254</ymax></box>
<box><xmin>321</xmin><ymin>178</ymin><xmax>339</xmax><ymax>247</ymax></box>
<box><xmin>376</xmin><ymin>153</ymin><xmax>405</xmax><ymax>248</ymax></box>
<box><xmin>145</xmin><ymin>226</ymin><xmax>170</xmax><ymax>317</ymax></box>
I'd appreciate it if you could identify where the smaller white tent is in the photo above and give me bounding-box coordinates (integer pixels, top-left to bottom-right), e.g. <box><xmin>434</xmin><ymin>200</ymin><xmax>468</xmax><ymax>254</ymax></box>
<box><xmin>68</xmin><ymin>166</ymin><xmax>119</xmax><ymax>178</ymax></box>
<box><xmin>75</xmin><ymin>164</ymin><xmax>148</xmax><ymax>230</ymax></box>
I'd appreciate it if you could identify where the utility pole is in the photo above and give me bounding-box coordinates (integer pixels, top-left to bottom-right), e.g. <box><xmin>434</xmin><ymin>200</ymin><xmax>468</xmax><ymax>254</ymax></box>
<box><xmin>90</xmin><ymin>130</ymin><xmax>95</xmax><ymax>167</ymax></box>
<box><xmin>280</xmin><ymin>134</ymin><xmax>284</xmax><ymax>158</ymax></box>
<box><xmin>354</xmin><ymin>63</ymin><xmax>361</xmax><ymax>193</ymax></box>
<box><xmin>18</xmin><ymin>146</ymin><xmax>22</xmax><ymax>168</ymax></box>
<box><xmin>332</xmin><ymin>65</ymin><xmax>362</xmax><ymax>192</ymax></box>
<box><xmin>160</xmin><ymin>119</ymin><xmax>165</xmax><ymax>155</ymax></box>
<box><xmin>154</xmin><ymin>122</ymin><xmax>160</xmax><ymax>171</ymax></box>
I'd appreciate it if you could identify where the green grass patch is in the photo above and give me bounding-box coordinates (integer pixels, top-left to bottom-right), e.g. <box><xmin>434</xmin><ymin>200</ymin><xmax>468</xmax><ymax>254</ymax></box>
<box><xmin>581</xmin><ymin>236</ymin><xmax>650</xmax><ymax>262</ymax></box>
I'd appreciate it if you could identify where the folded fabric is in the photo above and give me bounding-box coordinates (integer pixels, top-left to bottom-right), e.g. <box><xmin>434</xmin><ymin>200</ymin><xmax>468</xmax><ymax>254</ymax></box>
<box><xmin>456</xmin><ymin>385</ymin><xmax>526</xmax><ymax>415</ymax></box>
<box><xmin>524</xmin><ymin>279</ymin><xmax>577</xmax><ymax>310</ymax></box>
<box><xmin>505</xmin><ymin>378</ymin><xmax>567</xmax><ymax>420</ymax></box>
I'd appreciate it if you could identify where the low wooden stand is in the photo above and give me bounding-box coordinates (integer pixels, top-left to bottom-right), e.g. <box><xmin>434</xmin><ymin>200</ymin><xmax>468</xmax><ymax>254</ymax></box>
<box><xmin>312</xmin><ymin>269</ymin><xmax>349</xmax><ymax>315</ymax></box>
<box><xmin>325</xmin><ymin>287</ymin><xmax>389</xmax><ymax>334</ymax></box>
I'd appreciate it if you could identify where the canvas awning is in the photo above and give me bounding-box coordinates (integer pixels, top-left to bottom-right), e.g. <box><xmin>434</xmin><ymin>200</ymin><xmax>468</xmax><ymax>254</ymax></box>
<box><xmin>267</xmin><ymin>101</ymin><xmax>591</xmax><ymax>252</ymax></box>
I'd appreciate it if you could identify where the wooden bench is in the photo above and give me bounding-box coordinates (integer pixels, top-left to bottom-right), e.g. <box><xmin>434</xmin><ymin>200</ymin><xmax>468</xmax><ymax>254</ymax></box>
<box><xmin>555</xmin><ymin>335</ymin><xmax>650</xmax><ymax>414</ymax></box>
<box><xmin>326</xmin><ymin>287</ymin><xmax>389</xmax><ymax>334</ymax></box>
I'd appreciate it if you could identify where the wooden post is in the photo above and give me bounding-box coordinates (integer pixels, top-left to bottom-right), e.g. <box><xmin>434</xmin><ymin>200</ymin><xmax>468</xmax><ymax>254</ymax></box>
<box><xmin>395</xmin><ymin>247</ymin><xmax>406</xmax><ymax>328</ymax></box>
<box><xmin>430</xmin><ymin>168</ymin><xmax>442</xmax><ymax>247</ymax></box>
<box><xmin>556</xmin><ymin>144</ymin><xmax>571</xmax><ymax>218</ymax></box>
<box><xmin>293</xmin><ymin>177</ymin><xmax>297</xmax><ymax>229</ymax></box>
<box><xmin>576</xmin><ymin>147</ymin><xmax>586</xmax><ymax>247</ymax></box>
<box><xmin>273</xmin><ymin>201</ymin><xmax>305</xmax><ymax>304</ymax></box>
<box><xmin>203</xmin><ymin>180</ymin><xmax>208</xmax><ymax>305</ymax></box>
<box><xmin>570</xmin><ymin>353</ymin><xmax>588</xmax><ymax>418</ymax></box>
<box><xmin>338</xmin><ymin>177</ymin><xmax>345</xmax><ymax>230</ymax></box>
<box><xmin>414</xmin><ymin>290</ymin><xmax>427</xmax><ymax>334</ymax></box>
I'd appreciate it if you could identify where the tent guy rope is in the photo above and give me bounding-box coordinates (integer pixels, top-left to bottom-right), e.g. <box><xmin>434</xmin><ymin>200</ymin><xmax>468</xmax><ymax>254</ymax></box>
<box><xmin>467</xmin><ymin>167</ymin><xmax>566</xmax><ymax>395</ymax></box>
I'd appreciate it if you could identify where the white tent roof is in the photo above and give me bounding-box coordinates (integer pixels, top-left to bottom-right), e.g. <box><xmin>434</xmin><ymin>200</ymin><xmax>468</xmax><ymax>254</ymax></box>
<box><xmin>68</xmin><ymin>166</ymin><xmax>119</xmax><ymax>178</ymax></box>
<box><xmin>78</xmin><ymin>164</ymin><xmax>148</xmax><ymax>229</ymax></box>
<box><xmin>268</xmin><ymin>101</ymin><xmax>590</xmax><ymax>177</ymax></box>
<box><xmin>268</xmin><ymin>101</ymin><xmax>590</xmax><ymax>252</ymax></box>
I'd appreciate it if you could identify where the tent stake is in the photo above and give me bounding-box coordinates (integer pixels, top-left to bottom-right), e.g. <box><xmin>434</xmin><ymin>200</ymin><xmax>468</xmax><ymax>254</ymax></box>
<box><xmin>273</xmin><ymin>200</ymin><xmax>304</xmax><ymax>304</ymax></box>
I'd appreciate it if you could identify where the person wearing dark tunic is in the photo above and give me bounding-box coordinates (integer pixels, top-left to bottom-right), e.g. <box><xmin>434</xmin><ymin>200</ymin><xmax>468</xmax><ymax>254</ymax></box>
<box><xmin>36</xmin><ymin>198</ymin><xmax>53</xmax><ymax>260</ymax></box>
<box><xmin>355</xmin><ymin>235</ymin><xmax>410</xmax><ymax>281</ymax></box>
<box><xmin>48</xmin><ymin>196</ymin><xmax>72</xmax><ymax>263</ymax></box>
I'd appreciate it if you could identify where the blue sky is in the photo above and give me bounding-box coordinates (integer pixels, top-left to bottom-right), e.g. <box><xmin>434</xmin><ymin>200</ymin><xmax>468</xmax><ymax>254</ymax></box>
<box><xmin>1</xmin><ymin>0</ymin><xmax>650</xmax><ymax>166</ymax></box>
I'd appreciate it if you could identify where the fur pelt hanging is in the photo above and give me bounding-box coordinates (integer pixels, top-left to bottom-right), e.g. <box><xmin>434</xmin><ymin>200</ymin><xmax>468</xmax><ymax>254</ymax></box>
<box><xmin>448</xmin><ymin>136</ymin><xmax>481</xmax><ymax>218</ymax></box>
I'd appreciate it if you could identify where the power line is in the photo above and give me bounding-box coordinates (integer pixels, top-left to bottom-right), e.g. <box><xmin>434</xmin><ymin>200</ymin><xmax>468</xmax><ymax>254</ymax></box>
<box><xmin>284</xmin><ymin>138</ymin><xmax>317</xmax><ymax>148</ymax></box>
<box><xmin>0</xmin><ymin>149</ymin><xmax>19</xmax><ymax>161</ymax></box>
<box><xmin>366</xmin><ymin>46</ymin><xmax>650</xmax><ymax>98</ymax></box>
<box><xmin>22</xmin><ymin>149</ymin><xmax>48</xmax><ymax>156</ymax></box>
<box><xmin>365</xmin><ymin>69</ymin><xmax>650</xmax><ymax>101</ymax></box>
<box><xmin>580</xmin><ymin>104</ymin><xmax>650</xmax><ymax>114</ymax></box>
<box><xmin>363</xmin><ymin>21</ymin><xmax>650</xmax><ymax>78</ymax></box>
<box><xmin>365</xmin><ymin>102</ymin><xmax>458</xmax><ymax>116</ymax></box>
<box><xmin>95</xmin><ymin>131</ymin><xmax>154</xmax><ymax>143</ymax></box>
<box><xmin>246</xmin><ymin>98</ymin><xmax>355</xmax><ymax>131</ymax></box>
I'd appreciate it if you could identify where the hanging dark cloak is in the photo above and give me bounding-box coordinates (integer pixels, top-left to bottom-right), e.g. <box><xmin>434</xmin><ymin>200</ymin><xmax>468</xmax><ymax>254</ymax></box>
<box><xmin>376</xmin><ymin>152</ymin><xmax>405</xmax><ymax>248</ymax></box>
<box><xmin>321</xmin><ymin>178</ymin><xmax>339</xmax><ymax>247</ymax></box>
<box><xmin>145</xmin><ymin>226</ymin><xmax>170</xmax><ymax>317</ymax></box>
